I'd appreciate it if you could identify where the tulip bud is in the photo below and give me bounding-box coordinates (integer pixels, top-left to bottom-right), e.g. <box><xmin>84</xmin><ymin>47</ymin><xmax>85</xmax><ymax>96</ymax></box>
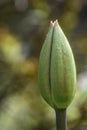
<box><xmin>38</xmin><ymin>20</ymin><xmax>76</xmax><ymax>109</ymax></box>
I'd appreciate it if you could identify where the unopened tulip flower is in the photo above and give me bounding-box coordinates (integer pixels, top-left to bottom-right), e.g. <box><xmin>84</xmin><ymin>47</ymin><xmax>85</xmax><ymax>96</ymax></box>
<box><xmin>38</xmin><ymin>20</ymin><xmax>76</xmax><ymax>130</ymax></box>
<box><xmin>38</xmin><ymin>20</ymin><xmax>76</xmax><ymax>108</ymax></box>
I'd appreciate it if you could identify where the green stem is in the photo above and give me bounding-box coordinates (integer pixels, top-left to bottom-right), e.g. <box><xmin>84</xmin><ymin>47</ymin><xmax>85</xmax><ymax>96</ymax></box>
<box><xmin>55</xmin><ymin>109</ymin><xmax>67</xmax><ymax>130</ymax></box>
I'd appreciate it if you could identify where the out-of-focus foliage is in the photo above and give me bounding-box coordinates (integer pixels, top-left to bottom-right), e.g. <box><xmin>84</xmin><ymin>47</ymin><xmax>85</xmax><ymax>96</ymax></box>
<box><xmin>0</xmin><ymin>0</ymin><xmax>87</xmax><ymax>130</ymax></box>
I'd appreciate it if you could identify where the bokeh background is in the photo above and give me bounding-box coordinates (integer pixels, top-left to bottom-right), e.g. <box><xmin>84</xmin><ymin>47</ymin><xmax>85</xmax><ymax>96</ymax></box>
<box><xmin>0</xmin><ymin>0</ymin><xmax>87</xmax><ymax>130</ymax></box>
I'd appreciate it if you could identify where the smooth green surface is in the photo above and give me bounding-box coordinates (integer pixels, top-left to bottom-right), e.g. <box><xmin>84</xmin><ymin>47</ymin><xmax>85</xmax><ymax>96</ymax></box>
<box><xmin>38</xmin><ymin>20</ymin><xmax>76</xmax><ymax>109</ymax></box>
<box><xmin>38</xmin><ymin>25</ymin><xmax>54</xmax><ymax>107</ymax></box>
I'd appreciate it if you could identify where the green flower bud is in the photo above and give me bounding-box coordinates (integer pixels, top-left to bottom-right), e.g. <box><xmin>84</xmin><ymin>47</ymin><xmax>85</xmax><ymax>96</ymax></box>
<box><xmin>38</xmin><ymin>20</ymin><xmax>76</xmax><ymax>109</ymax></box>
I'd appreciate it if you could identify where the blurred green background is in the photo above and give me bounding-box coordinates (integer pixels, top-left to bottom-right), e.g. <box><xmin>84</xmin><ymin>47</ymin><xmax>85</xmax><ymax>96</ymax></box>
<box><xmin>0</xmin><ymin>0</ymin><xmax>87</xmax><ymax>130</ymax></box>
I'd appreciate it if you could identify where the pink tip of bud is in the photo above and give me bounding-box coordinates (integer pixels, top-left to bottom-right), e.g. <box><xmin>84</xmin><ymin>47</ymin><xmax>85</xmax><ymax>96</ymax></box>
<box><xmin>50</xmin><ymin>20</ymin><xmax>58</xmax><ymax>27</ymax></box>
<box><xmin>50</xmin><ymin>21</ymin><xmax>55</xmax><ymax>27</ymax></box>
